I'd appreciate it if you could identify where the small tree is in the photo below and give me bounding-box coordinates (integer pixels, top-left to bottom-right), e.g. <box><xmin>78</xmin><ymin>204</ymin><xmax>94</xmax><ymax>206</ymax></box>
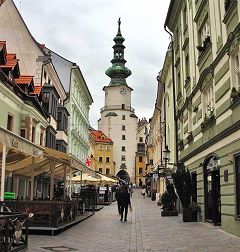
<box><xmin>172</xmin><ymin>162</ymin><xmax>192</xmax><ymax>209</ymax></box>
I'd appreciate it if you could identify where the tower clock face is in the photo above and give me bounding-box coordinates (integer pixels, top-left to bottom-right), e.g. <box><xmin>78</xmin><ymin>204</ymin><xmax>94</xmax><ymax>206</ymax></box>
<box><xmin>120</xmin><ymin>87</ymin><xmax>126</xmax><ymax>95</ymax></box>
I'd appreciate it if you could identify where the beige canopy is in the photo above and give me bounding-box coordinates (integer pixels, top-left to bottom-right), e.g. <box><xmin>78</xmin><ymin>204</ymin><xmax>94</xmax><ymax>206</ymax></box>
<box><xmin>0</xmin><ymin>127</ymin><xmax>96</xmax><ymax>200</ymax></box>
<box><xmin>97</xmin><ymin>173</ymin><xmax>118</xmax><ymax>184</ymax></box>
<box><xmin>71</xmin><ymin>173</ymin><xmax>100</xmax><ymax>184</ymax></box>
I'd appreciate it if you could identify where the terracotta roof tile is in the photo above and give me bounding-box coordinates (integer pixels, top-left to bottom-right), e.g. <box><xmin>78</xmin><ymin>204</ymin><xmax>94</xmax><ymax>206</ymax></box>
<box><xmin>30</xmin><ymin>85</ymin><xmax>42</xmax><ymax>95</ymax></box>
<box><xmin>0</xmin><ymin>53</ymin><xmax>18</xmax><ymax>69</ymax></box>
<box><xmin>90</xmin><ymin>130</ymin><xmax>113</xmax><ymax>143</ymax></box>
<box><xmin>14</xmin><ymin>75</ymin><xmax>34</xmax><ymax>85</ymax></box>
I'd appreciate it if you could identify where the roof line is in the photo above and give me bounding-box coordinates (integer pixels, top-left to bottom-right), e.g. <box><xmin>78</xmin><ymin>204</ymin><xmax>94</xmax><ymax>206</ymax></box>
<box><xmin>10</xmin><ymin>0</ymin><xmax>47</xmax><ymax>56</ymax></box>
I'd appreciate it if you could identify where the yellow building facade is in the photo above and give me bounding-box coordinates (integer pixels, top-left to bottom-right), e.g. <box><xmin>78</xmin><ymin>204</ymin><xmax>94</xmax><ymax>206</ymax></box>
<box><xmin>89</xmin><ymin>130</ymin><xmax>115</xmax><ymax>176</ymax></box>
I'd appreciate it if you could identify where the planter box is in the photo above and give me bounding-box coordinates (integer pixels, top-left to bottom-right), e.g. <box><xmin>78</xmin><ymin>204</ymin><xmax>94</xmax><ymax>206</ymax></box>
<box><xmin>161</xmin><ymin>210</ymin><xmax>178</xmax><ymax>217</ymax></box>
<box><xmin>183</xmin><ymin>207</ymin><xmax>197</xmax><ymax>222</ymax></box>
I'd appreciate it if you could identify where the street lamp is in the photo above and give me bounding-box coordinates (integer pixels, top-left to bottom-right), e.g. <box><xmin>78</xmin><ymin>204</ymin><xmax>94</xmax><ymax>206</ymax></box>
<box><xmin>163</xmin><ymin>146</ymin><xmax>170</xmax><ymax>168</ymax></box>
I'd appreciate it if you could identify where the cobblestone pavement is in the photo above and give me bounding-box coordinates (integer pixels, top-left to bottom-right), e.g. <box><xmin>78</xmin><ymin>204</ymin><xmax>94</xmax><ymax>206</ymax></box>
<box><xmin>27</xmin><ymin>189</ymin><xmax>240</xmax><ymax>252</ymax></box>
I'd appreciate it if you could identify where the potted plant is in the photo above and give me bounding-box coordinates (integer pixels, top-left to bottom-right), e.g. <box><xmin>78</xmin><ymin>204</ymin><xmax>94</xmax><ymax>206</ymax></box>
<box><xmin>160</xmin><ymin>181</ymin><xmax>178</xmax><ymax>217</ymax></box>
<box><xmin>172</xmin><ymin>162</ymin><xmax>197</xmax><ymax>222</ymax></box>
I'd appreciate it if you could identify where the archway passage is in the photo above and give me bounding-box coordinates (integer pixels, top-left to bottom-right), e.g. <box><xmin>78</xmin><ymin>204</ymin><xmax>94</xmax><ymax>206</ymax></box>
<box><xmin>203</xmin><ymin>155</ymin><xmax>221</xmax><ymax>226</ymax></box>
<box><xmin>116</xmin><ymin>170</ymin><xmax>130</xmax><ymax>184</ymax></box>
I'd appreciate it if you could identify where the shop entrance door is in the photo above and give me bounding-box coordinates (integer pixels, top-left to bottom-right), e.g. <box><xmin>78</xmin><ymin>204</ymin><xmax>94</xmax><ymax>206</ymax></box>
<box><xmin>205</xmin><ymin>169</ymin><xmax>221</xmax><ymax>225</ymax></box>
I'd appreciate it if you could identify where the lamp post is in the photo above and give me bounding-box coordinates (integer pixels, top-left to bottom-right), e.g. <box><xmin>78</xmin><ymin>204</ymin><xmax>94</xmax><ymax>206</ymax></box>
<box><xmin>163</xmin><ymin>146</ymin><xmax>171</xmax><ymax>186</ymax></box>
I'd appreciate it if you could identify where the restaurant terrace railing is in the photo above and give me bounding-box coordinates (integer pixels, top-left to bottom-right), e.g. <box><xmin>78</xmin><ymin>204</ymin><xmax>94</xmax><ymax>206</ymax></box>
<box><xmin>0</xmin><ymin>210</ymin><xmax>29</xmax><ymax>252</ymax></box>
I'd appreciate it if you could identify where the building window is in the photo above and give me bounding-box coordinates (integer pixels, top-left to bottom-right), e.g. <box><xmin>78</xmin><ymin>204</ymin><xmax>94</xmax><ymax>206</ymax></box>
<box><xmin>183</xmin><ymin>5</ymin><xmax>188</xmax><ymax>32</ymax></box>
<box><xmin>233</xmin><ymin>53</ymin><xmax>240</xmax><ymax>90</ymax></box>
<box><xmin>106</xmin><ymin>157</ymin><xmax>110</xmax><ymax>163</ymax></box>
<box><xmin>122</xmin><ymin>125</ymin><xmax>126</xmax><ymax>131</ymax></box>
<box><xmin>185</xmin><ymin>54</ymin><xmax>190</xmax><ymax>78</ymax></box>
<box><xmin>99</xmin><ymin>168</ymin><xmax>102</xmax><ymax>173</ymax></box>
<box><xmin>138</xmin><ymin>144</ymin><xmax>145</xmax><ymax>153</ymax></box>
<box><xmin>177</xmin><ymin>72</ymin><xmax>181</xmax><ymax>96</ymax></box>
<box><xmin>56</xmin><ymin>144</ymin><xmax>61</xmax><ymax>151</ymax></box>
<box><xmin>139</xmin><ymin>156</ymin><xmax>143</xmax><ymax>162</ymax></box>
<box><xmin>98</xmin><ymin>145</ymin><xmax>103</xmax><ymax>151</ymax></box>
<box><xmin>150</xmin><ymin>159</ymin><xmax>153</xmax><ymax>165</ymax></box>
<box><xmin>7</xmin><ymin>114</ymin><xmax>13</xmax><ymax>131</ymax></box>
<box><xmin>106</xmin><ymin>168</ymin><xmax>110</xmax><ymax>175</ymax></box>
<box><xmin>203</xmin><ymin>85</ymin><xmax>214</xmax><ymax>116</ymax></box>
<box><xmin>122</xmin><ymin>146</ymin><xmax>126</xmax><ymax>152</ymax></box>
<box><xmin>20</xmin><ymin>129</ymin><xmax>26</xmax><ymax>138</ymax></box>
<box><xmin>236</xmin><ymin>155</ymin><xmax>240</xmax><ymax>217</ymax></box>
<box><xmin>121</xmin><ymin>155</ymin><xmax>126</xmax><ymax>161</ymax></box>
<box><xmin>122</xmin><ymin>104</ymin><xmax>125</xmax><ymax>109</ymax></box>
<box><xmin>122</xmin><ymin>135</ymin><xmax>126</xmax><ymax>140</ymax></box>
<box><xmin>98</xmin><ymin>157</ymin><xmax>103</xmax><ymax>162</ymax></box>
<box><xmin>106</xmin><ymin>145</ymin><xmax>110</xmax><ymax>151</ymax></box>
<box><xmin>31</xmin><ymin>126</ymin><xmax>36</xmax><ymax>143</ymax></box>
<box><xmin>139</xmin><ymin>137</ymin><xmax>143</xmax><ymax>143</ymax></box>
<box><xmin>40</xmin><ymin>131</ymin><xmax>44</xmax><ymax>146</ymax></box>
<box><xmin>43</xmin><ymin>70</ymin><xmax>47</xmax><ymax>81</ymax></box>
<box><xmin>122</xmin><ymin>115</ymin><xmax>126</xmax><ymax>120</ymax></box>
<box><xmin>139</xmin><ymin>167</ymin><xmax>143</xmax><ymax>174</ymax></box>
<box><xmin>199</xmin><ymin>19</ymin><xmax>210</xmax><ymax>47</ymax></box>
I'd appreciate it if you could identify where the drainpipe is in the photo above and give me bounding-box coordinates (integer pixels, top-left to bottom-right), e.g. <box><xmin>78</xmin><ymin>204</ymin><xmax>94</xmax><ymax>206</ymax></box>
<box><xmin>164</xmin><ymin>26</ymin><xmax>179</xmax><ymax>164</ymax></box>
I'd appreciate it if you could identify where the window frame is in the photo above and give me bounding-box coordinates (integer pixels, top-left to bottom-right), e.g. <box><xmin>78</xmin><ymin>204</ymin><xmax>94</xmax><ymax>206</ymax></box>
<box><xmin>203</xmin><ymin>84</ymin><xmax>214</xmax><ymax>116</ymax></box>
<box><xmin>7</xmin><ymin>113</ymin><xmax>14</xmax><ymax>131</ymax></box>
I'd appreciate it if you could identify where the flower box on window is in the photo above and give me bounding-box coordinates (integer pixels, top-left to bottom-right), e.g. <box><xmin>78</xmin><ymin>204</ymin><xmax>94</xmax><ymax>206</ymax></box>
<box><xmin>187</xmin><ymin>132</ymin><xmax>194</xmax><ymax>143</ymax></box>
<box><xmin>201</xmin><ymin>112</ymin><xmax>216</xmax><ymax>132</ymax></box>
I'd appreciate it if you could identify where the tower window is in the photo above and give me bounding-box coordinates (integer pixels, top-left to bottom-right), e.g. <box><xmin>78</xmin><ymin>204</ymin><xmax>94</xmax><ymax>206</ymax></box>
<box><xmin>122</xmin><ymin>115</ymin><xmax>126</xmax><ymax>120</ymax></box>
<box><xmin>122</xmin><ymin>104</ymin><xmax>125</xmax><ymax>109</ymax></box>
<box><xmin>122</xmin><ymin>146</ymin><xmax>126</xmax><ymax>151</ymax></box>
<box><xmin>122</xmin><ymin>125</ymin><xmax>126</xmax><ymax>131</ymax></box>
<box><xmin>122</xmin><ymin>135</ymin><xmax>126</xmax><ymax>140</ymax></box>
<box><xmin>7</xmin><ymin>114</ymin><xmax>13</xmax><ymax>131</ymax></box>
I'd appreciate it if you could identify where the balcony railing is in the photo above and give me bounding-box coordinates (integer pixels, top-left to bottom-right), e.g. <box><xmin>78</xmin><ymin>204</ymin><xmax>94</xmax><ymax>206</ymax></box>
<box><xmin>101</xmin><ymin>105</ymin><xmax>135</xmax><ymax>113</ymax></box>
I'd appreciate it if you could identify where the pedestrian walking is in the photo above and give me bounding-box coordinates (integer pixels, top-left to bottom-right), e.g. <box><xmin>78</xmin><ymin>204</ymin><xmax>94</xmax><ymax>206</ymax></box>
<box><xmin>118</xmin><ymin>185</ymin><xmax>131</xmax><ymax>222</ymax></box>
<box><xmin>141</xmin><ymin>187</ymin><xmax>146</xmax><ymax>199</ymax></box>
<box><xmin>115</xmin><ymin>187</ymin><xmax>121</xmax><ymax>214</ymax></box>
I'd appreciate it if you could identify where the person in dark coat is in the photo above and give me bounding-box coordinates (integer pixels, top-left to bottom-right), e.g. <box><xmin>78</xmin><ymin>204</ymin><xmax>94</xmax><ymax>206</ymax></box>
<box><xmin>118</xmin><ymin>185</ymin><xmax>131</xmax><ymax>222</ymax></box>
<box><xmin>115</xmin><ymin>187</ymin><xmax>121</xmax><ymax>214</ymax></box>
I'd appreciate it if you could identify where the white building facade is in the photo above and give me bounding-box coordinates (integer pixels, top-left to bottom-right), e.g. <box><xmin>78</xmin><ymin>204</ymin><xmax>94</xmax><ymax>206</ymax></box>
<box><xmin>98</xmin><ymin>19</ymin><xmax>138</xmax><ymax>182</ymax></box>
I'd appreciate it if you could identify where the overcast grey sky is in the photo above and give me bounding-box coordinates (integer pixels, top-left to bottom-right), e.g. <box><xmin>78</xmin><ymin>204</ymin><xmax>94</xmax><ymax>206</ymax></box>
<box><xmin>13</xmin><ymin>0</ymin><xmax>171</xmax><ymax>127</ymax></box>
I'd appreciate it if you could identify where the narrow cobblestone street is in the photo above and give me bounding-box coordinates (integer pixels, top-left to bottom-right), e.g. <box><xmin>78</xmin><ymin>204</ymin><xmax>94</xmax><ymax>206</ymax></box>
<box><xmin>27</xmin><ymin>189</ymin><xmax>240</xmax><ymax>252</ymax></box>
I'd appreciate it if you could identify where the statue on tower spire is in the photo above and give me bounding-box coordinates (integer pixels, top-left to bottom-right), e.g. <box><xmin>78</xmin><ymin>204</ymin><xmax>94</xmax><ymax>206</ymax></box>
<box><xmin>117</xmin><ymin>18</ymin><xmax>121</xmax><ymax>35</ymax></box>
